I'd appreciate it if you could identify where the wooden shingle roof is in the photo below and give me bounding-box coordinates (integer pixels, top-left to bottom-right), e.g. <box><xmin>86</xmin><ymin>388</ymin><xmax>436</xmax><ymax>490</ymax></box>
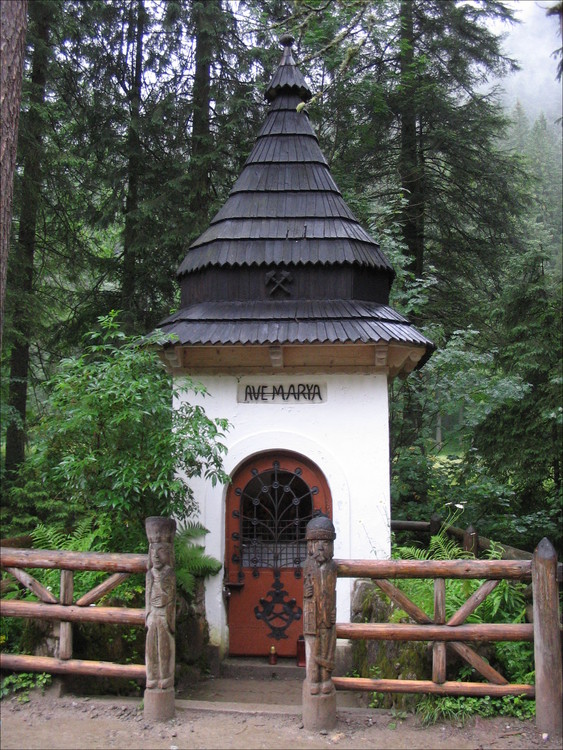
<box><xmin>159</xmin><ymin>36</ymin><xmax>434</xmax><ymax>365</ymax></box>
<box><xmin>162</xmin><ymin>300</ymin><xmax>431</xmax><ymax>347</ymax></box>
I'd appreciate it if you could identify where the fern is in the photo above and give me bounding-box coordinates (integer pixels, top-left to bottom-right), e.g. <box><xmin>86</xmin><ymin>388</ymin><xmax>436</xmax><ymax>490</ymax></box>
<box><xmin>24</xmin><ymin>519</ymin><xmax>108</xmax><ymax>600</ymax></box>
<box><xmin>392</xmin><ymin>523</ymin><xmax>529</xmax><ymax>625</ymax></box>
<box><xmin>428</xmin><ymin>532</ymin><xmax>471</xmax><ymax>561</ymax></box>
<box><xmin>174</xmin><ymin>524</ymin><xmax>222</xmax><ymax>599</ymax></box>
<box><xmin>31</xmin><ymin>524</ymin><xmax>67</xmax><ymax>552</ymax></box>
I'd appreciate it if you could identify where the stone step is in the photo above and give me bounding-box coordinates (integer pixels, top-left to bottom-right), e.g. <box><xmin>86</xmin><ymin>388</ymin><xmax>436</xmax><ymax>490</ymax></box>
<box><xmin>220</xmin><ymin>656</ymin><xmax>305</xmax><ymax>681</ymax></box>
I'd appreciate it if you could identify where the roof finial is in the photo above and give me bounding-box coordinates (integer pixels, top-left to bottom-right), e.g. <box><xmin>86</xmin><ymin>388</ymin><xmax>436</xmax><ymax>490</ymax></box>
<box><xmin>279</xmin><ymin>33</ymin><xmax>295</xmax><ymax>48</ymax></box>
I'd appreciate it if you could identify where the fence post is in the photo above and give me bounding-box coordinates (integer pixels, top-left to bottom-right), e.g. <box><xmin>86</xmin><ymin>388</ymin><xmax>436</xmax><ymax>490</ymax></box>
<box><xmin>302</xmin><ymin>515</ymin><xmax>338</xmax><ymax>732</ymax></box>
<box><xmin>144</xmin><ymin>517</ymin><xmax>176</xmax><ymax>722</ymax></box>
<box><xmin>429</xmin><ymin>513</ymin><xmax>441</xmax><ymax>536</ymax></box>
<box><xmin>59</xmin><ymin>570</ymin><xmax>73</xmax><ymax>660</ymax></box>
<box><xmin>463</xmin><ymin>525</ymin><xmax>479</xmax><ymax>557</ymax></box>
<box><xmin>432</xmin><ymin>578</ymin><xmax>446</xmax><ymax>684</ymax></box>
<box><xmin>532</xmin><ymin>537</ymin><xmax>562</xmax><ymax>738</ymax></box>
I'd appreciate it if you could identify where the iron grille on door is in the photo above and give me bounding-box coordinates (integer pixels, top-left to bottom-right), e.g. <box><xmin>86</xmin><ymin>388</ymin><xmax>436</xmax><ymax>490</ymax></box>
<box><xmin>235</xmin><ymin>460</ymin><xmax>316</xmax><ymax>575</ymax></box>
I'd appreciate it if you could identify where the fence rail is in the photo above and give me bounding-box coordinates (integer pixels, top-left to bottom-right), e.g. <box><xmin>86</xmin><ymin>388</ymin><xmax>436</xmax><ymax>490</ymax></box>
<box><xmin>391</xmin><ymin>516</ymin><xmax>534</xmax><ymax>562</ymax></box>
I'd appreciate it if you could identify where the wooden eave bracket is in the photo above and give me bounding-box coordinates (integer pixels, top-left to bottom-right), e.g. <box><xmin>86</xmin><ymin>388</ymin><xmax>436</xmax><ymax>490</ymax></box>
<box><xmin>269</xmin><ymin>345</ymin><xmax>284</xmax><ymax>368</ymax></box>
<box><xmin>386</xmin><ymin>344</ymin><xmax>426</xmax><ymax>379</ymax></box>
<box><xmin>374</xmin><ymin>344</ymin><xmax>389</xmax><ymax>371</ymax></box>
<box><xmin>161</xmin><ymin>347</ymin><xmax>182</xmax><ymax>372</ymax></box>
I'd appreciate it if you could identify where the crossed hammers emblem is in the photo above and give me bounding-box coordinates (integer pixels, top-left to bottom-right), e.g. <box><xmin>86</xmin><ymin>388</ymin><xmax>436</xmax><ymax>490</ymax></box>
<box><xmin>265</xmin><ymin>270</ymin><xmax>293</xmax><ymax>296</ymax></box>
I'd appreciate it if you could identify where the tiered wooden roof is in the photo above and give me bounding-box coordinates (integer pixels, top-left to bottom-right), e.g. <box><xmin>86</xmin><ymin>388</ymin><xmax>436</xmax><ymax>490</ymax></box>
<box><xmin>159</xmin><ymin>35</ymin><xmax>433</xmax><ymax>370</ymax></box>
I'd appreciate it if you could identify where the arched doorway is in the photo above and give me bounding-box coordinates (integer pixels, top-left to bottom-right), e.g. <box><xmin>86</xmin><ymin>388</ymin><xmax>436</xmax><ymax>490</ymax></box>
<box><xmin>224</xmin><ymin>451</ymin><xmax>332</xmax><ymax>657</ymax></box>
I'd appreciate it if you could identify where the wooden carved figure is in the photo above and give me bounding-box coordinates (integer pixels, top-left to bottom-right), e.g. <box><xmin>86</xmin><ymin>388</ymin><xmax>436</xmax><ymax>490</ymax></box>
<box><xmin>303</xmin><ymin>515</ymin><xmax>337</xmax><ymax>695</ymax></box>
<box><xmin>145</xmin><ymin>517</ymin><xmax>176</xmax><ymax>691</ymax></box>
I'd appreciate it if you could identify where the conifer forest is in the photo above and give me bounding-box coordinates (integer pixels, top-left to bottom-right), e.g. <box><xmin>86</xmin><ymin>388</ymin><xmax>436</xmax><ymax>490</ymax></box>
<box><xmin>1</xmin><ymin>0</ymin><xmax>561</xmax><ymax>558</ymax></box>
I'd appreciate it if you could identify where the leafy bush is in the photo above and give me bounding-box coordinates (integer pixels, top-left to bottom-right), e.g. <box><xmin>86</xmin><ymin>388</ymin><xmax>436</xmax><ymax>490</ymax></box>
<box><xmin>4</xmin><ymin>312</ymin><xmax>230</xmax><ymax>551</ymax></box>
<box><xmin>416</xmin><ymin>693</ymin><xmax>535</xmax><ymax>726</ymax></box>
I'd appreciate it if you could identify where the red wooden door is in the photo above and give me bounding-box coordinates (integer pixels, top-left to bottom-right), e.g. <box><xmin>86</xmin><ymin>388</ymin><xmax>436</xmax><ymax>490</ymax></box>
<box><xmin>225</xmin><ymin>452</ymin><xmax>332</xmax><ymax>657</ymax></box>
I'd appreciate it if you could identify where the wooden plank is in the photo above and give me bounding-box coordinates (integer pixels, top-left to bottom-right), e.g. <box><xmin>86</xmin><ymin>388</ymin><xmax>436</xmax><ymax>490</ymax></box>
<box><xmin>182</xmin><ymin>346</ymin><xmax>271</xmax><ymax>369</ymax></box>
<box><xmin>180</xmin><ymin>344</ymin><xmax>386</xmax><ymax>372</ymax></box>
<box><xmin>373</xmin><ymin>579</ymin><xmax>432</xmax><ymax>624</ymax></box>
<box><xmin>1</xmin><ymin>599</ymin><xmax>145</xmax><ymax>626</ymax></box>
<box><xmin>335</xmin><ymin>622</ymin><xmax>533</xmax><ymax>642</ymax></box>
<box><xmin>447</xmin><ymin>579</ymin><xmax>500</xmax><ymax>627</ymax></box>
<box><xmin>390</xmin><ymin>521</ymin><xmax>431</xmax><ymax>532</ymax></box>
<box><xmin>450</xmin><ymin>641</ymin><xmax>508</xmax><ymax>685</ymax></box>
<box><xmin>75</xmin><ymin>573</ymin><xmax>130</xmax><ymax>607</ymax></box>
<box><xmin>332</xmin><ymin>676</ymin><xmax>534</xmax><ymax>698</ymax></box>
<box><xmin>0</xmin><ymin>653</ymin><xmax>145</xmax><ymax>681</ymax></box>
<box><xmin>3</xmin><ymin>566</ymin><xmax>58</xmax><ymax>603</ymax></box>
<box><xmin>59</xmin><ymin>570</ymin><xmax>73</xmax><ymax>660</ymax></box>
<box><xmin>335</xmin><ymin>559</ymin><xmax>532</xmax><ymax>580</ymax></box>
<box><xmin>433</xmin><ymin>579</ymin><xmax>446</xmax><ymax>684</ymax></box>
<box><xmin>532</xmin><ymin>538</ymin><xmax>562</xmax><ymax>736</ymax></box>
<box><xmin>283</xmin><ymin>345</ymin><xmax>376</xmax><ymax>368</ymax></box>
<box><xmin>0</xmin><ymin>548</ymin><xmax>147</xmax><ymax>573</ymax></box>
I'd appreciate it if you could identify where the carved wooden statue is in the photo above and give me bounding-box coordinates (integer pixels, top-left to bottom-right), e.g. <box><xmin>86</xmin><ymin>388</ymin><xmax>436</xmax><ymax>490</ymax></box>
<box><xmin>303</xmin><ymin>515</ymin><xmax>337</xmax><ymax>695</ymax></box>
<box><xmin>145</xmin><ymin>517</ymin><xmax>176</xmax><ymax>691</ymax></box>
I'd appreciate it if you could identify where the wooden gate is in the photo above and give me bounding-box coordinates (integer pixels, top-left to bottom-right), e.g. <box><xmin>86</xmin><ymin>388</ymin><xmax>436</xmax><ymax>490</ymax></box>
<box><xmin>224</xmin><ymin>452</ymin><xmax>332</xmax><ymax>657</ymax></box>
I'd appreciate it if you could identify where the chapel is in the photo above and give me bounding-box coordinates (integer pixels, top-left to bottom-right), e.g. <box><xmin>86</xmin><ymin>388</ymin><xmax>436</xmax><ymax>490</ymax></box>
<box><xmin>158</xmin><ymin>35</ymin><xmax>434</xmax><ymax>663</ymax></box>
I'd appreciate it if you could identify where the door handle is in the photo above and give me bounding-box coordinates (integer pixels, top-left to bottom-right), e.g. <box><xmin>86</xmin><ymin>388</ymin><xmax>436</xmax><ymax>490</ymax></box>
<box><xmin>223</xmin><ymin>581</ymin><xmax>244</xmax><ymax>599</ymax></box>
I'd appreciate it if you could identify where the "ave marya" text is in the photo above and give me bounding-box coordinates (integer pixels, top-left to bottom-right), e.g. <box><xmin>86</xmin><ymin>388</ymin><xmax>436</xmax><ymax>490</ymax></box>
<box><xmin>242</xmin><ymin>383</ymin><xmax>324</xmax><ymax>403</ymax></box>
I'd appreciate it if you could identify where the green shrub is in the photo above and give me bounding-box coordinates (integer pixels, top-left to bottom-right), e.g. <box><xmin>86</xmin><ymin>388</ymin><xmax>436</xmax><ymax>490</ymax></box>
<box><xmin>0</xmin><ymin>672</ymin><xmax>52</xmax><ymax>703</ymax></box>
<box><xmin>416</xmin><ymin>694</ymin><xmax>535</xmax><ymax>726</ymax></box>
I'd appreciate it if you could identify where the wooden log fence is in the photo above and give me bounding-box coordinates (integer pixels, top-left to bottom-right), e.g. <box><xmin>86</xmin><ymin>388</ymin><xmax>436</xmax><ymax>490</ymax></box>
<box><xmin>1</xmin><ymin>517</ymin><xmax>176</xmax><ymax>722</ymax></box>
<box><xmin>391</xmin><ymin>515</ymin><xmax>533</xmax><ymax>561</ymax></box>
<box><xmin>330</xmin><ymin>537</ymin><xmax>562</xmax><ymax>737</ymax></box>
<box><xmin>0</xmin><ymin>546</ymin><xmax>148</xmax><ymax>681</ymax></box>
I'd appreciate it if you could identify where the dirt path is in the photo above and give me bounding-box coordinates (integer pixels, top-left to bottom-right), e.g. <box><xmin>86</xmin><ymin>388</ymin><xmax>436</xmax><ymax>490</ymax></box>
<box><xmin>1</xmin><ymin>692</ymin><xmax>561</xmax><ymax>750</ymax></box>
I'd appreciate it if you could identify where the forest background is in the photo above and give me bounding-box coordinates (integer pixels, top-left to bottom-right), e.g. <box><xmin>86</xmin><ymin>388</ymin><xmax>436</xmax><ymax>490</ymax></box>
<box><xmin>0</xmin><ymin>0</ymin><xmax>561</xmax><ymax>561</ymax></box>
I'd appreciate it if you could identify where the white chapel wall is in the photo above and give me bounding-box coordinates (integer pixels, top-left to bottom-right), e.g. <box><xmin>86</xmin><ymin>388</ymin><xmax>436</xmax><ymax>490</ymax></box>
<box><xmin>173</xmin><ymin>371</ymin><xmax>391</xmax><ymax>655</ymax></box>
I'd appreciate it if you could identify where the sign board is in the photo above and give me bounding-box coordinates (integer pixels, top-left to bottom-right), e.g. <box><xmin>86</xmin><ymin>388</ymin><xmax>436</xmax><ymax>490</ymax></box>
<box><xmin>238</xmin><ymin>381</ymin><xmax>326</xmax><ymax>404</ymax></box>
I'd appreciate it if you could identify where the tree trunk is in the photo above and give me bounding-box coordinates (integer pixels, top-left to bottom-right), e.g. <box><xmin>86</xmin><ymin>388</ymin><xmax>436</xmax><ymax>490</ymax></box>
<box><xmin>120</xmin><ymin>0</ymin><xmax>146</xmax><ymax>329</ymax></box>
<box><xmin>4</xmin><ymin>0</ymin><xmax>50</xmax><ymax>480</ymax></box>
<box><xmin>188</xmin><ymin>0</ymin><xmax>218</xmax><ymax>234</ymax></box>
<box><xmin>398</xmin><ymin>0</ymin><xmax>424</xmax><ymax>279</ymax></box>
<box><xmin>0</xmin><ymin>0</ymin><xmax>28</xmax><ymax>350</ymax></box>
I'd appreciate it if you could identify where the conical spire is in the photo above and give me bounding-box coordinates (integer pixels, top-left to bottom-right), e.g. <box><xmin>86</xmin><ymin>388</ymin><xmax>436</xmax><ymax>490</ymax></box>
<box><xmin>159</xmin><ymin>38</ymin><xmax>434</xmax><ymax>369</ymax></box>
<box><xmin>177</xmin><ymin>37</ymin><xmax>393</xmax><ymax>278</ymax></box>
<box><xmin>265</xmin><ymin>35</ymin><xmax>312</xmax><ymax>103</ymax></box>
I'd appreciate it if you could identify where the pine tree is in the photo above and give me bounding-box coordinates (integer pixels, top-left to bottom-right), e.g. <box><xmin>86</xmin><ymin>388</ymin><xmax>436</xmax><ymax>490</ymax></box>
<box><xmin>4</xmin><ymin>0</ymin><xmax>54</xmax><ymax>479</ymax></box>
<box><xmin>0</xmin><ymin>0</ymin><xmax>28</xmax><ymax>348</ymax></box>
